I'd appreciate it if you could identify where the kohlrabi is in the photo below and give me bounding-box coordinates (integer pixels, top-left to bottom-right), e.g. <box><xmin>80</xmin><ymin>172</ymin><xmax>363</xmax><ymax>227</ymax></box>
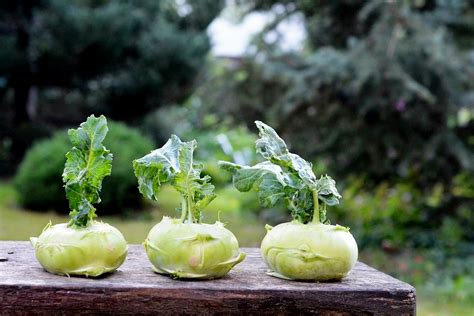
<box><xmin>133</xmin><ymin>135</ymin><xmax>245</xmax><ymax>279</ymax></box>
<box><xmin>30</xmin><ymin>115</ymin><xmax>128</xmax><ymax>277</ymax></box>
<box><xmin>220</xmin><ymin>121</ymin><xmax>358</xmax><ymax>281</ymax></box>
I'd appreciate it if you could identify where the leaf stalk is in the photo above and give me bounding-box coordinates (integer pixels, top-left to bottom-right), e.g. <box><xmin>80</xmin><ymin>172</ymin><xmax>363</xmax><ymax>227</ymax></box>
<box><xmin>180</xmin><ymin>197</ymin><xmax>187</xmax><ymax>222</ymax></box>
<box><xmin>312</xmin><ymin>190</ymin><xmax>320</xmax><ymax>224</ymax></box>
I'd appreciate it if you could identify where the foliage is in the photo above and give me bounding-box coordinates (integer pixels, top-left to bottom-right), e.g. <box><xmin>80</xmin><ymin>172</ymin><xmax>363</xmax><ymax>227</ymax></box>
<box><xmin>14</xmin><ymin>120</ymin><xmax>154</xmax><ymax>215</ymax></box>
<box><xmin>133</xmin><ymin>135</ymin><xmax>216</xmax><ymax>223</ymax></box>
<box><xmin>220</xmin><ymin>121</ymin><xmax>341</xmax><ymax>224</ymax></box>
<box><xmin>0</xmin><ymin>121</ymin><xmax>52</xmax><ymax>176</ymax></box>
<box><xmin>331</xmin><ymin>178</ymin><xmax>474</xmax><ymax>251</ymax></box>
<box><xmin>14</xmin><ymin>131</ymin><xmax>69</xmax><ymax>212</ymax></box>
<box><xmin>63</xmin><ymin>115</ymin><xmax>112</xmax><ymax>227</ymax></box>
<box><xmin>141</xmin><ymin>104</ymin><xmax>259</xmax><ymax>185</ymax></box>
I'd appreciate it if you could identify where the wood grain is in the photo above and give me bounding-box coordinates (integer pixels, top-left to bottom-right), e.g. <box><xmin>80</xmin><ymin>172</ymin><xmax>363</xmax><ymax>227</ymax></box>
<box><xmin>0</xmin><ymin>241</ymin><xmax>415</xmax><ymax>315</ymax></box>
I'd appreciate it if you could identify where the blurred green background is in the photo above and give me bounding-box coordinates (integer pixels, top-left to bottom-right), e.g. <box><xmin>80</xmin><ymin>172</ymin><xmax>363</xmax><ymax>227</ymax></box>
<box><xmin>0</xmin><ymin>1</ymin><xmax>473</xmax><ymax>315</ymax></box>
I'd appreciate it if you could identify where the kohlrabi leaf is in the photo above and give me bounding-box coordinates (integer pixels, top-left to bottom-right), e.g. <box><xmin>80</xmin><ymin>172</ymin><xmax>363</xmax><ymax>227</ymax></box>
<box><xmin>254</xmin><ymin>121</ymin><xmax>288</xmax><ymax>159</ymax></box>
<box><xmin>62</xmin><ymin>115</ymin><xmax>113</xmax><ymax>227</ymax></box>
<box><xmin>221</xmin><ymin>121</ymin><xmax>342</xmax><ymax>224</ymax></box>
<box><xmin>255</xmin><ymin>121</ymin><xmax>317</xmax><ymax>188</ymax></box>
<box><xmin>132</xmin><ymin>135</ymin><xmax>181</xmax><ymax>201</ymax></box>
<box><xmin>133</xmin><ymin>135</ymin><xmax>215</xmax><ymax>223</ymax></box>
<box><xmin>316</xmin><ymin>175</ymin><xmax>342</xmax><ymax>206</ymax></box>
<box><xmin>219</xmin><ymin>161</ymin><xmax>297</xmax><ymax>207</ymax></box>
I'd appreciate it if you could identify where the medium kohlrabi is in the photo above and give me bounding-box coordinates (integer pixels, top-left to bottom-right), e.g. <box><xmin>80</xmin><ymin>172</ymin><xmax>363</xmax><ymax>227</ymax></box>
<box><xmin>30</xmin><ymin>115</ymin><xmax>128</xmax><ymax>277</ymax></box>
<box><xmin>133</xmin><ymin>135</ymin><xmax>245</xmax><ymax>279</ymax></box>
<box><xmin>220</xmin><ymin>121</ymin><xmax>358</xmax><ymax>281</ymax></box>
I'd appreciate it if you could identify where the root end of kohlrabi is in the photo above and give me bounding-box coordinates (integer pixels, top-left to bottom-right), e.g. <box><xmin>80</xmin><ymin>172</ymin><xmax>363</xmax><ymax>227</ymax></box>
<box><xmin>30</xmin><ymin>237</ymin><xmax>38</xmax><ymax>248</ymax></box>
<box><xmin>266</xmin><ymin>270</ymin><xmax>294</xmax><ymax>280</ymax></box>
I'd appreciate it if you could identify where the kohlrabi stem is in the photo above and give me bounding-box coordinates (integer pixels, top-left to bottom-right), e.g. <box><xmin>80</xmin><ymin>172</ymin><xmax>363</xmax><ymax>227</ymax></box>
<box><xmin>187</xmin><ymin>194</ymin><xmax>194</xmax><ymax>223</ymax></box>
<box><xmin>312</xmin><ymin>190</ymin><xmax>320</xmax><ymax>224</ymax></box>
<box><xmin>180</xmin><ymin>197</ymin><xmax>187</xmax><ymax>223</ymax></box>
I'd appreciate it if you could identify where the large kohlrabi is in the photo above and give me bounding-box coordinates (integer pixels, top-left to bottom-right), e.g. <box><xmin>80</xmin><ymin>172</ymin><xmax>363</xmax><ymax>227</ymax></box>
<box><xmin>30</xmin><ymin>115</ymin><xmax>128</xmax><ymax>277</ymax></box>
<box><xmin>220</xmin><ymin>121</ymin><xmax>358</xmax><ymax>281</ymax></box>
<box><xmin>133</xmin><ymin>135</ymin><xmax>245</xmax><ymax>279</ymax></box>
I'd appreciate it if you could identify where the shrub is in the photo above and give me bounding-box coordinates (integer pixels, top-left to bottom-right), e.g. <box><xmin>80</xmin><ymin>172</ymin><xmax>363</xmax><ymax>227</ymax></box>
<box><xmin>330</xmin><ymin>177</ymin><xmax>474</xmax><ymax>252</ymax></box>
<box><xmin>14</xmin><ymin>120</ymin><xmax>154</xmax><ymax>215</ymax></box>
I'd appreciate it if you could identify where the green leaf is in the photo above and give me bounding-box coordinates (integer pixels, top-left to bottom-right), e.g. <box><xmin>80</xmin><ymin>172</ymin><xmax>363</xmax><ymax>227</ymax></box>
<box><xmin>219</xmin><ymin>161</ymin><xmax>295</xmax><ymax>207</ymax></box>
<box><xmin>255</xmin><ymin>121</ymin><xmax>317</xmax><ymax>188</ymax></box>
<box><xmin>63</xmin><ymin>115</ymin><xmax>113</xmax><ymax>227</ymax></box>
<box><xmin>221</xmin><ymin>121</ymin><xmax>342</xmax><ymax>224</ymax></box>
<box><xmin>132</xmin><ymin>135</ymin><xmax>181</xmax><ymax>201</ymax></box>
<box><xmin>316</xmin><ymin>175</ymin><xmax>342</xmax><ymax>206</ymax></box>
<box><xmin>133</xmin><ymin>135</ymin><xmax>215</xmax><ymax>223</ymax></box>
<box><xmin>255</xmin><ymin>121</ymin><xmax>289</xmax><ymax>159</ymax></box>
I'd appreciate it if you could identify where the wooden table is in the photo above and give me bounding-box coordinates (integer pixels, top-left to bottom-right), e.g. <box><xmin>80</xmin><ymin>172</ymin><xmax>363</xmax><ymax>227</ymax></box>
<box><xmin>0</xmin><ymin>241</ymin><xmax>415</xmax><ymax>315</ymax></box>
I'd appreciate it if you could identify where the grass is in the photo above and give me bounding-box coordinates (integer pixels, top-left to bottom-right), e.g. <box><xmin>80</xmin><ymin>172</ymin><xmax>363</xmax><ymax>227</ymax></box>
<box><xmin>1</xmin><ymin>180</ymin><xmax>473</xmax><ymax>315</ymax></box>
<box><xmin>417</xmin><ymin>294</ymin><xmax>474</xmax><ymax>315</ymax></box>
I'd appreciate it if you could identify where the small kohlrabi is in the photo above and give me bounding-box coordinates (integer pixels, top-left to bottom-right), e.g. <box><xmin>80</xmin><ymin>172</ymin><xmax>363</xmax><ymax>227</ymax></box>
<box><xmin>30</xmin><ymin>115</ymin><xmax>128</xmax><ymax>277</ymax></box>
<box><xmin>220</xmin><ymin>121</ymin><xmax>358</xmax><ymax>281</ymax></box>
<box><xmin>133</xmin><ymin>135</ymin><xmax>245</xmax><ymax>279</ymax></box>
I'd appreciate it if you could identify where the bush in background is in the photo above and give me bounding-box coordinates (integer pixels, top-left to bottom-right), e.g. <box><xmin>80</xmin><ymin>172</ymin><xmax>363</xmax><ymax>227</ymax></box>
<box><xmin>14</xmin><ymin>120</ymin><xmax>154</xmax><ymax>215</ymax></box>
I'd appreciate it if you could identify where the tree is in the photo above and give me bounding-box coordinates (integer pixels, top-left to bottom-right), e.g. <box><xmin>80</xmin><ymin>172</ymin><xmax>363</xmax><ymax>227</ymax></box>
<box><xmin>0</xmin><ymin>0</ymin><xmax>224</xmax><ymax>172</ymax></box>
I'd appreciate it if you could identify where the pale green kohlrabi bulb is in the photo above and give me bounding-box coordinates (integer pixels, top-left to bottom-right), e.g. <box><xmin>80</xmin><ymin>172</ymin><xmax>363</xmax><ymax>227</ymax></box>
<box><xmin>261</xmin><ymin>221</ymin><xmax>358</xmax><ymax>281</ymax></box>
<box><xmin>30</xmin><ymin>221</ymin><xmax>128</xmax><ymax>277</ymax></box>
<box><xmin>144</xmin><ymin>217</ymin><xmax>245</xmax><ymax>279</ymax></box>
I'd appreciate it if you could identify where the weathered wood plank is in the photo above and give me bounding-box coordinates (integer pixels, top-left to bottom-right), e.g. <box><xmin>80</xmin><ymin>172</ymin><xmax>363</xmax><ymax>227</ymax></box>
<box><xmin>0</xmin><ymin>241</ymin><xmax>415</xmax><ymax>315</ymax></box>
